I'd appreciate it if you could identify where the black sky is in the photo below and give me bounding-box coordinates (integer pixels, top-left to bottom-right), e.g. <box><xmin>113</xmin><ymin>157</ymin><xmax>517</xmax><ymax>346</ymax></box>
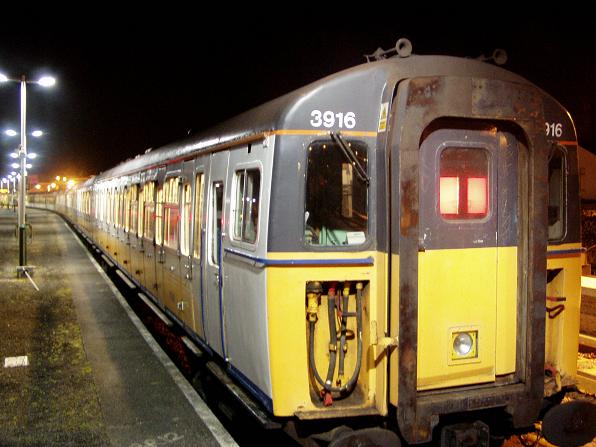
<box><xmin>0</xmin><ymin>16</ymin><xmax>594</xmax><ymax>181</ymax></box>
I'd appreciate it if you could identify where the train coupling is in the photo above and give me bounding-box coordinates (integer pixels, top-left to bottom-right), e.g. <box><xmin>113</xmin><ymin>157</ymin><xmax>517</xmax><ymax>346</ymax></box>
<box><xmin>440</xmin><ymin>421</ymin><xmax>489</xmax><ymax>447</ymax></box>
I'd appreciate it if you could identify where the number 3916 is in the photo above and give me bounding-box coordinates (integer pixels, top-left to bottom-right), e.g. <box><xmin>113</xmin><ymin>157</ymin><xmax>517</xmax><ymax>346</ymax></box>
<box><xmin>310</xmin><ymin>110</ymin><xmax>356</xmax><ymax>129</ymax></box>
<box><xmin>546</xmin><ymin>122</ymin><xmax>563</xmax><ymax>137</ymax></box>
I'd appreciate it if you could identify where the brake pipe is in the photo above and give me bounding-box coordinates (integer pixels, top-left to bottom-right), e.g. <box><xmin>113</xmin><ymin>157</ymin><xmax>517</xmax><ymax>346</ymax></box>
<box><xmin>307</xmin><ymin>281</ymin><xmax>364</xmax><ymax>402</ymax></box>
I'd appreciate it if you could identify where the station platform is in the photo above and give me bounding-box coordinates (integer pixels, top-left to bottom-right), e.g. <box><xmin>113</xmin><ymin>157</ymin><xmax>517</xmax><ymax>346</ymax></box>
<box><xmin>0</xmin><ymin>208</ymin><xmax>236</xmax><ymax>446</ymax></box>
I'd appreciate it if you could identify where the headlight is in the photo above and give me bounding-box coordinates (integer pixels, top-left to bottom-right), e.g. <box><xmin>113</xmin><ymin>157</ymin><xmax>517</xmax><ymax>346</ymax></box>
<box><xmin>451</xmin><ymin>330</ymin><xmax>478</xmax><ymax>360</ymax></box>
<box><xmin>453</xmin><ymin>332</ymin><xmax>473</xmax><ymax>356</ymax></box>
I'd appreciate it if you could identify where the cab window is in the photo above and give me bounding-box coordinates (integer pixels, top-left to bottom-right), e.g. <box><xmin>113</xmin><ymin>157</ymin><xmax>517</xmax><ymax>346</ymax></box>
<box><xmin>305</xmin><ymin>140</ymin><xmax>368</xmax><ymax>246</ymax></box>
<box><xmin>548</xmin><ymin>146</ymin><xmax>566</xmax><ymax>240</ymax></box>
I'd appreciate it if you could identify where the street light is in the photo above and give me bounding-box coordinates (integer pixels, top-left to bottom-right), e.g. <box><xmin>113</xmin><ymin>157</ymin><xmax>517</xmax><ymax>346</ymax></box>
<box><xmin>4</xmin><ymin>128</ymin><xmax>45</xmax><ymax>138</ymax></box>
<box><xmin>0</xmin><ymin>72</ymin><xmax>56</xmax><ymax>271</ymax></box>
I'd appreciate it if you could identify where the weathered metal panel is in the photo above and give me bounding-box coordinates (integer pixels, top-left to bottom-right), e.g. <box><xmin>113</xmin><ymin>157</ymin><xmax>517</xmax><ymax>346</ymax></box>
<box><xmin>391</xmin><ymin>75</ymin><xmax>549</xmax><ymax>444</ymax></box>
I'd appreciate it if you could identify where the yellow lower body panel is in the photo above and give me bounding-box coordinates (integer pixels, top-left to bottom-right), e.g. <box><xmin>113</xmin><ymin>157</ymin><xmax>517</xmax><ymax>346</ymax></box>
<box><xmin>417</xmin><ymin>246</ymin><xmax>518</xmax><ymax>390</ymax></box>
<box><xmin>266</xmin><ymin>251</ymin><xmax>387</xmax><ymax>417</ymax></box>
<box><xmin>546</xmin><ymin>243</ymin><xmax>582</xmax><ymax>379</ymax></box>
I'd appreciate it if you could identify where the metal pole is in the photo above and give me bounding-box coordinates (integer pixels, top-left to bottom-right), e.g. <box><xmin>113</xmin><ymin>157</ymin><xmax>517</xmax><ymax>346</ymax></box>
<box><xmin>18</xmin><ymin>75</ymin><xmax>27</xmax><ymax>267</ymax></box>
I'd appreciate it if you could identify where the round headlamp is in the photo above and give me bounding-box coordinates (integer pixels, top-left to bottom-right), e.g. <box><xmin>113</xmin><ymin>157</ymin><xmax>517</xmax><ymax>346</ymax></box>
<box><xmin>453</xmin><ymin>332</ymin><xmax>474</xmax><ymax>357</ymax></box>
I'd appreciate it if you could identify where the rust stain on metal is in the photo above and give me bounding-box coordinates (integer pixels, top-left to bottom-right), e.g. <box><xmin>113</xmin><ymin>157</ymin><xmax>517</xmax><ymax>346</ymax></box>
<box><xmin>407</xmin><ymin>78</ymin><xmax>441</xmax><ymax>107</ymax></box>
<box><xmin>472</xmin><ymin>79</ymin><xmax>541</xmax><ymax>120</ymax></box>
<box><xmin>400</xmin><ymin>179</ymin><xmax>418</xmax><ymax>236</ymax></box>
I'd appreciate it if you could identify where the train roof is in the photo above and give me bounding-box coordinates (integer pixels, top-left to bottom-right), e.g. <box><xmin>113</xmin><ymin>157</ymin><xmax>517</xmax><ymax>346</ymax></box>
<box><xmin>93</xmin><ymin>54</ymin><xmax>543</xmax><ymax>183</ymax></box>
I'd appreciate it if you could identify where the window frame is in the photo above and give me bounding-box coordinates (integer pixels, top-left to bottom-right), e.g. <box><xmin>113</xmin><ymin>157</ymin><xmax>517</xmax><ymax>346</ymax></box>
<box><xmin>231</xmin><ymin>166</ymin><xmax>261</xmax><ymax>246</ymax></box>
<box><xmin>437</xmin><ymin>146</ymin><xmax>492</xmax><ymax>223</ymax></box>
<box><xmin>547</xmin><ymin>144</ymin><xmax>567</xmax><ymax>242</ymax></box>
<box><xmin>193</xmin><ymin>172</ymin><xmax>205</xmax><ymax>259</ymax></box>
<box><xmin>180</xmin><ymin>181</ymin><xmax>192</xmax><ymax>257</ymax></box>
<box><xmin>303</xmin><ymin>138</ymin><xmax>370</xmax><ymax>249</ymax></box>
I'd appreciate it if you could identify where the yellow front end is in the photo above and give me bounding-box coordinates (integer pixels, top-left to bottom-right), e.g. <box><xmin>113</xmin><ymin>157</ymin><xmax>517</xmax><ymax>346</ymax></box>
<box><xmin>266</xmin><ymin>251</ymin><xmax>388</xmax><ymax>417</ymax></box>
<box><xmin>417</xmin><ymin>247</ymin><xmax>518</xmax><ymax>390</ymax></box>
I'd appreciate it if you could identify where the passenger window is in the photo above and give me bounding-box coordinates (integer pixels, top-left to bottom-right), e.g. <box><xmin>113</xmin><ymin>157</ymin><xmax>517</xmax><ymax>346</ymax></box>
<box><xmin>123</xmin><ymin>187</ymin><xmax>131</xmax><ymax>232</ymax></box>
<box><xmin>156</xmin><ymin>186</ymin><xmax>164</xmax><ymax>246</ymax></box>
<box><xmin>193</xmin><ymin>173</ymin><xmax>204</xmax><ymax>259</ymax></box>
<box><xmin>143</xmin><ymin>183</ymin><xmax>156</xmax><ymax>241</ymax></box>
<box><xmin>163</xmin><ymin>177</ymin><xmax>180</xmax><ymax>250</ymax></box>
<box><xmin>233</xmin><ymin>169</ymin><xmax>260</xmax><ymax>244</ymax></box>
<box><xmin>305</xmin><ymin>140</ymin><xmax>368</xmax><ymax>246</ymax></box>
<box><xmin>180</xmin><ymin>183</ymin><xmax>192</xmax><ymax>256</ymax></box>
<box><xmin>548</xmin><ymin>146</ymin><xmax>566</xmax><ymax>240</ymax></box>
<box><xmin>439</xmin><ymin>148</ymin><xmax>489</xmax><ymax>220</ymax></box>
<box><xmin>129</xmin><ymin>185</ymin><xmax>138</xmax><ymax>235</ymax></box>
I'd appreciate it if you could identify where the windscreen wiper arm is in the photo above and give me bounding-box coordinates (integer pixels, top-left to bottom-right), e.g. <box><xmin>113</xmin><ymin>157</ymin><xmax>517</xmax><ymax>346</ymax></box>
<box><xmin>330</xmin><ymin>132</ymin><xmax>370</xmax><ymax>185</ymax></box>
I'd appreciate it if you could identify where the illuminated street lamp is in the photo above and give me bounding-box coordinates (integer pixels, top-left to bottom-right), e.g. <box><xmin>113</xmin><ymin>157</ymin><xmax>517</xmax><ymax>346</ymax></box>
<box><xmin>4</xmin><ymin>128</ymin><xmax>45</xmax><ymax>138</ymax></box>
<box><xmin>0</xmin><ymin>72</ymin><xmax>56</xmax><ymax>271</ymax></box>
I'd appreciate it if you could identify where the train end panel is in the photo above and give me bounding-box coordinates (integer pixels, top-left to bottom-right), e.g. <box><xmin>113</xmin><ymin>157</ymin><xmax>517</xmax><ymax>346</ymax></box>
<box><xmin>390</xmin><ymin>75</ymin><xmax>549</xmax><ymax>444</ymax></box>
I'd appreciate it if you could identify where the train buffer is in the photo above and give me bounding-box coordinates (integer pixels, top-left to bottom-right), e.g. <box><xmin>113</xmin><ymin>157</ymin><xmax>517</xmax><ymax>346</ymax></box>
<box><xmin>0</xmin><ymin>208</ymin><xmax>236</xmax><ymax>446</ymax></box>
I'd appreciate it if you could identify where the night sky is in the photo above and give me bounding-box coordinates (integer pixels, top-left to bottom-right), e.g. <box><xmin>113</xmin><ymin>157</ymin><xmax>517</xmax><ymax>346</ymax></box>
<box><xmin>0</xmin><ymin>16</ymin><xmax>594</xmax><ymax>181</ymax></box>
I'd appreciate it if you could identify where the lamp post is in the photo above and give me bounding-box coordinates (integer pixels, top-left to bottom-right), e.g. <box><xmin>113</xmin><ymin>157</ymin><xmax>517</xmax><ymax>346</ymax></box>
<box><xmin>0</xmin><ymin>72</ymin><xmax>55</xmax><ymax>271</ymax></box>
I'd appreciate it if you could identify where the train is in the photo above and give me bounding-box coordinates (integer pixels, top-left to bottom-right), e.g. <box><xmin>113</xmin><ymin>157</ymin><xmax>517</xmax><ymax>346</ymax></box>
<box><xmin>41</xmin><ymin>40</ymin><xmax>584</xmax><ymax>445</ymax></box>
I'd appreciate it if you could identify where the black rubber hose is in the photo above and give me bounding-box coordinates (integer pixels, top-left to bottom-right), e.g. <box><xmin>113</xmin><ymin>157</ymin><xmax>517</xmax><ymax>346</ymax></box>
<box><xmin>308</xmin><ymin>288</ymin><xmax>363</xmax><ymax>396</ymax></box>
<box><xmin>308</xmin><ymin>321</ymin><xmax>327</xmax><ymax>388</ymax></box>
<box><xmin>338</xmin><ymin>294</ymin><xmax>348</xmax><ymax>379</ymax></box>
<box><xmin>343</xmin><ymin>288</ymin><xmax>363</xmax><ymax>392</ymax></box>
<box><xmin>325</xmin><ymin>293</ymin><xmax>338</xmax><ymax>390</ymax></box>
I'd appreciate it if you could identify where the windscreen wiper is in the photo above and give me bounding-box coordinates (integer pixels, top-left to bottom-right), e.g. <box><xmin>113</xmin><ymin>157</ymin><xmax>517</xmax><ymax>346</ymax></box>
<box><xmin>330</xmin><ymin>132</ymin><xmax>370</xmax><ymax>185</ymax></box>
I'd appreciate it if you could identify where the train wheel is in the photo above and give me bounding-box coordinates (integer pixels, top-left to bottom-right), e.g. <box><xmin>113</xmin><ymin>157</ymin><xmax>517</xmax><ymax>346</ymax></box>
<box><xmin>542</xmin><ymin>400</ymin><xmax>596</xmax><ymax>446</ymax></box>
<box><xmin>328</xmin><ymin>427</ymin><xmax>401</xmax><ymax>447</ymax></box>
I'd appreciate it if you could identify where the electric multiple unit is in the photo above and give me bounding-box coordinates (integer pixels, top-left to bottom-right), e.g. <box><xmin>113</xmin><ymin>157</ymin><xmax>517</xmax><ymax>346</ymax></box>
<box><xmin>52</xmin><ymin>48</ymin><xmax>581</xmax><ymax>444</ymax></box>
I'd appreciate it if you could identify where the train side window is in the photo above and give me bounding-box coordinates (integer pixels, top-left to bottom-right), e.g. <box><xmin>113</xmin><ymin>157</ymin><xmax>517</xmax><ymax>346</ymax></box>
<box><xmin>233</xmin><ymin>169</ymin><xmax>261</xmax><ymax>244</ymax></box>
<box><xmin>163</xmin><ymin>177</ymin><xmax>180</xmax><ymax>250</ymax></box>
<box><xmin>115</xmin><ymin>188</ymin><xmax>122</xmax><ymax>228</ymax></box>
<box><xmin>156</xmin><ymin>185</ymin><xmax>164</xmax><ymax>246</ymax></box>
<box><xmin>180</xmin><ymin>182</ymin><xmax>192</xmax><ymax>256</ymax></box>
<box><xmin>137</xmin><ymin>184</ymin><xmax>145</xmax><ymax>238</ymax></box>
<box><xmin>129</xmin><ymin>185</ymin><xmax>138</xmax><ymax>236</ymax></box>
<box><xmin>143</xmin><ymin>182</ymin><xmax>156</xmax><ymax>241</ymax></box>
<box><xmin>305</xmin><ymin>140</ymin><xmax>368</xmax><ymax>246</ymax></box>
<box><xmin>439</xmin><ymin>147</ymin><xmax>489</xmax><ymax>220</ymax></box>
<box><xmin>193</xmin><ymin>173</ymin><xmax>204</xmax><ymax>259</ymax></box>
<box><xmin>548</xmin><ymin>146</ymin><xmax>566</xmax><ymax>240</ymax></box>
<box><xmin>123</xmin><ymin>186</ymin><xmax>131</xmax><ymax>232</ymax></box>
<box><xmin>107</xmin><ymin>190</ymin><xmax>113</xmax><ymax>225</ymax></box>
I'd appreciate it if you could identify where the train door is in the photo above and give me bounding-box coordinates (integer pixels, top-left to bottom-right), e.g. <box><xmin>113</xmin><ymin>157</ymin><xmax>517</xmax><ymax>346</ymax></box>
<box><xmin>129</xmin><ymin>184</ymin><xmax>144</xmax><ymax>286</ymax></box>
<box><xmin>162</xmin><ymin>175</ymin><xmax>182</xmax><ymax>313</ymax></box>
<box><xmin>203</xmin><ymin>150</ymin><xmax>230</xmax><ymax>357</ymax></box>
<box><xmin>416</xmin><ymin>124</ymin><xmax>520</xmax><ymax>390</ymax></box>
<box><xmin>155</xmin><ymin>182</ymin><xmax>166</xmax><ymax>302</ymax></box>
<box><xmin>142</xmin><ymin>181</ymin><xmax>157</xmax><ymax>294</ymax></box>
<box><xmin>176</xmin><ymin>161</ymin><xmax>195</xmax><ymax>328</ymax></box>
<box><xmin>190</xmin><ymin>166</ymin><xmax>206</xmax><ymax>339</ymax></box>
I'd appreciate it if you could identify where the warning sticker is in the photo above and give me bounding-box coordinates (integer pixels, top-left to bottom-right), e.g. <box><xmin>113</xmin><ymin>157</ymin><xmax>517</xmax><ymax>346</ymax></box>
<box><xmin>378</xmin><ymin>102</ymin><xmax>389</xmax><ymax>132</ymax></box>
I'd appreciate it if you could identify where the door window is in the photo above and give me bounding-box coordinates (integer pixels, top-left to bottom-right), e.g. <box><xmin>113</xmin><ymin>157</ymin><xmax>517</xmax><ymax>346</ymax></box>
<box><xmin>439</xmin><ymin>148</ymin><xmax>489</xmax><ymax>220</ymax></box>
<box><xmin>193</xmin><ymin>174</ymin><xmax>204</xmax><ymax>259</ymax></box>
<box><xmin>210</xmin><ymin>182</ymin><xmax>224</xmax><ymax>264</ymax></box>
<box><xmin>180</xmin><ymin>182</ymin><xmax>192</xmax><ymax>256</ymax></box>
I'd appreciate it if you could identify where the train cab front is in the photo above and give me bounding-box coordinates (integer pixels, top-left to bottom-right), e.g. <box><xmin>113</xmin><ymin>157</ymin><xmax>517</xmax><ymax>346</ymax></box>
<box><xmin>389</xmin><ymin>73</ymin><xmax>552</xmax><ymax>444</ymax></box>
